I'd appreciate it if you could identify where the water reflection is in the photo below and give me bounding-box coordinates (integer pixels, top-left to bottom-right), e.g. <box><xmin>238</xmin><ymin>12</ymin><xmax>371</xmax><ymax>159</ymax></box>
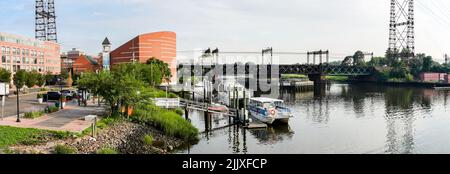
<box><xmin>182</xmin><ymin>83</ymin><xmax>450</xmax><ymax>154</ymax></box>
<box><xmin>249</xmin><ymin>125</ymin><xmax>294</xmax><ymax>145</ymax></box>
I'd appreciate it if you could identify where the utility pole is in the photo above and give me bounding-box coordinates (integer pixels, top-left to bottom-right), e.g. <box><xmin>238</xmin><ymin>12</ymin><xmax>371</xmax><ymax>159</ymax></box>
<box><xmin>35</xmin><ymin>0</ymin><xmax>58</xmax><ymax>42</ymax></box>
<box><xmin>389</xmin><ymin>0</ymin><xmax>415</xmax><ymax>58</ymax></box>
<box><xmin>445</xmin><ymin>54</ymin><xmax>448</xmax><ymax>65</ymax></box>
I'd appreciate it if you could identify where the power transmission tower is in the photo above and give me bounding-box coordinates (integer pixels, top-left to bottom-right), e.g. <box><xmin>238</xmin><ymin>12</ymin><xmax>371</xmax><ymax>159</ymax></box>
<box><xmin>35</xmin><ymin>0</ymin><xmax>58</xmax><ymax>43</ymax></box>
<box><xmin>389</xmin><ymin>0</ymin><xmax>414</xmax><ymax>57</ymax></box>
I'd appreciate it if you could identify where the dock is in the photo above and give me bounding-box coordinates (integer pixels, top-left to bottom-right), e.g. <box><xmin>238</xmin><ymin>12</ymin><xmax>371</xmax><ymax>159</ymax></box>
<box><xmin>244</xmin><ymin>122</ymin><xmax>268</xmax><ymax>129</ymax></box>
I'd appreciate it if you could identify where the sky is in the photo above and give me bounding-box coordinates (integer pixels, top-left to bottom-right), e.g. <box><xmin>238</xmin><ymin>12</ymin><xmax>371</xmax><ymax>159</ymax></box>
<box><xmin>0</xmin><ymin>0</ymin><xmax>449</xmax><ymax>63</ymax></box>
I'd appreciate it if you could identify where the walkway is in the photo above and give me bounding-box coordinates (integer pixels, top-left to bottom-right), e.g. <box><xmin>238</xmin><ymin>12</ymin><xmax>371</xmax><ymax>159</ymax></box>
<box><xmin>0</xmin><ymin>101</ymin><xmax>104</xmax><ymax>133</ymax></box>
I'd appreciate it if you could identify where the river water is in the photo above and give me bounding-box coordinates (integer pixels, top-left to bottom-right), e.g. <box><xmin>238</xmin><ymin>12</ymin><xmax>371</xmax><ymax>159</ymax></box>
<box><xmin>178</xmin><ymin>83</ymin><xmax>450</xmax><ymax>154</ymax></box>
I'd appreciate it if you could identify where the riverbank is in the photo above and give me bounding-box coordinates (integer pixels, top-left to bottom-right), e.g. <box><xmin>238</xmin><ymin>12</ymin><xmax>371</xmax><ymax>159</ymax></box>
<box><xmin>5</xmin><ymin>120</ymin><xmax>188</xmax><ymax>154</ymax></box>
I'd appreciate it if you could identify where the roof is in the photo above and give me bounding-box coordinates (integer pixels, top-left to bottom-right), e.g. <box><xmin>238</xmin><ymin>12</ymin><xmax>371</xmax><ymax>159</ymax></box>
<box><xmin>250</xmin><ymin>97</ymin><xmax>284</xmax><ymax>103</ymax></box>
<box><xmin>102</xmin><ymin>37</ymin><xmax>111</xmax><ymax>45</ymax></box>
<box><xmin>85</xmin><ymin>56</ymin><xmax>99</xmax><ymax>65</ymax></box>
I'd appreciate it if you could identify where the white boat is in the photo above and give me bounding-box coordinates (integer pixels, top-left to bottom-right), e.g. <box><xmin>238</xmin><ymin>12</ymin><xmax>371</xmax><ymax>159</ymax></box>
<box><xmin>248</xmin><ymin>97</ymin><xmax>293</xmax><ymax>125</ymax></box>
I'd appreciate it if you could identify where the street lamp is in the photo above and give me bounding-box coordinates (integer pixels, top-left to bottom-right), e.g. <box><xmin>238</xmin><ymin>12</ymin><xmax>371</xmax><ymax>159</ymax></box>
<box><xmin>57</xmin><ymin>78</ymin><xmax>63</xmax><ymax>109</ymax></box>
<box><xmin>15</xmin><ymin>78</ymin><xmax>20</xmax><ymax>123</ymax></box>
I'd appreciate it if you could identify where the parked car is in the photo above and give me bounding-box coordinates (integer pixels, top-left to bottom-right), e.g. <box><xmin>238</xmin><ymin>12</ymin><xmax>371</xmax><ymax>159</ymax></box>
<box><xmin>60</xmin><ymin>90</ymin><xmax>75</xmax><ymax>100</ymax></box>
<box><xmin>43</xmin><ymin>92</ymin><xmax>62</xmax><ymax>102</ymax></box>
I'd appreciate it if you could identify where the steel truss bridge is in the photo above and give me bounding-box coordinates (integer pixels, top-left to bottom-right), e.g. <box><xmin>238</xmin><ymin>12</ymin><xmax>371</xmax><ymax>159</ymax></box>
<box><xmin>177</xmin><ymin>64</ymin><xmax>375</xmax><ymax>77</ymax></box>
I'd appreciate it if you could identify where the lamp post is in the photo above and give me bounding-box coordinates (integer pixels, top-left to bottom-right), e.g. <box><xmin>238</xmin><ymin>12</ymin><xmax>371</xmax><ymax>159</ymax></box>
<box><xmin>57</xmin><ymin>78</ymin><xmax>63</xmax><ymax>109</ymax></box>
<box><xmin>16</xmin><ymin>78</ymin><xmax>20</xmax><ymax>123</ymax></box>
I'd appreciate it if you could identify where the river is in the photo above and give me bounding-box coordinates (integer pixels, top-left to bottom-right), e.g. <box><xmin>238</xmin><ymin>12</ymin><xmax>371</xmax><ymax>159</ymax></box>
<box><xmin>178</xmin><ymin>83</ymin><xmax>450</xmax><ymax>154</ymax></box>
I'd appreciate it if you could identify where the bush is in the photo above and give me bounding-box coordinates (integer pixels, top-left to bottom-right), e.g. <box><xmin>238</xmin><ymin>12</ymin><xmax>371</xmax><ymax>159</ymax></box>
<box><xmin>96</xmin><ymin>148</ymin><xmax>118</xmax><ymax>154</ymax></box>
<box><xmin>132</xmin><ymin>104</ymin><xmax>198</xmax><ymax>141</ymax></box>
<box><xmin>40</xmin><ymin>88</ymin><xmax>48</xmax><ymax>92</ymax></box>
<box><xmin>54</xmin><ymin>145</ymin><xmax>77</xmax><ymax>154</ymax></box>
<box><xmin>37</xmin><ymin>94</ymin><xmax>44</xmax><ymax>99</ymax></box>
<box><xmin>24</xmin><ymin>111</ymin><xmax>45</xmax><ymax>119</ymax></box>
<box><xmin>174</xmin><ymin>108</ymin><xmax>184</xmax><ymax>116</ymax></box>
<box><xmin>405</xmin><ymin>74</ymin><xmax>414</xmax><ymax>82</ymax></box>
<box><xmin>46</xmin><ymin>106</ymin><xmax>59</xmax><ymax>113</ymax></box>
<box><xmin>143</xmin><ymin>135</ymin><xmax>153</xmax><ymax>145</ymax></box>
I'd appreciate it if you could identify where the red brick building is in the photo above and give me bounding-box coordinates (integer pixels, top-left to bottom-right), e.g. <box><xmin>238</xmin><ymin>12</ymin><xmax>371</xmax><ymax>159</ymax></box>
<box><xmin>110</xmin><ymin>31</ymin><xmax>177</xmax><ymax>82</ymax></box>
<box><xmin>73</xmin><ymin>55</ymin><xmax>101</xmax><ymax>75</ymax></box>
<box><xmin>420</xmin><ymin>72</ymin><xmax>448</xmax><ymax>83</ymax></box>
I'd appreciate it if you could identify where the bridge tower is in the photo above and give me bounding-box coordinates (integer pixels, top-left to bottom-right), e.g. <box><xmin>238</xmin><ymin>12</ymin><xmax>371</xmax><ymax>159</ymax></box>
<box><xmin>389</xmin><ymin>0</ymin><xmax>414</xmax><ymax>57</ymax></box>
<box><xmin>35</xmin><ymin>0</ymin><xmax>58</xmax><ymax>43</ymax></box>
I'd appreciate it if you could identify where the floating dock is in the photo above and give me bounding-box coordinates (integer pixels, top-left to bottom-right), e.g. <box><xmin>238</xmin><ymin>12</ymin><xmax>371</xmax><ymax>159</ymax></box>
<box><xmin>244</xmin><ymin>122</ymin><xmax>268</xmax><ymax>129</ymax></box>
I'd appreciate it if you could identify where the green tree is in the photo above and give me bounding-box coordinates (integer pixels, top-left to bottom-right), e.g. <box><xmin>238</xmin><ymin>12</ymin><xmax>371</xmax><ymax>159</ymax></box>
<box><xmin>386</xmin><ymin>49</ymin><xmax>399</xmax><ymax>66</ymax></box>
<box><xmin>26</xmin><ymin>70</ymin><xmax>40</xmax><ymax>88</ymax></box>
<box><xmin>0</xmin><ymin>68</ymin><xmax>11</xmax><ymax>83</ymax></box>
<box><xmin>367</xmin><ymin>57</ymin><xmax>389</xmax><ymax>67</ymax></box>
<box><xmin>408</xmin><ymin>56</ymin><xmax>423</xmax><ymax>77</ymax></box>
<box><xmin>14</xmin><ymin>70</ymin><xmax>27</xmax><ymax>89</ymax></box>
<box><xmin>399</xmin><ymin>48</ymin><xmax>413</xmax><ymax>62</ymax></box>
<box><xmin>422</xmin><ymin>56</ymin><xmax>433</xmax><ymax>72</ymax></box>
<box><xmin>36</xmin><ymin>73</ymin><xmax>46</xmax><ymax>87</ymax></box>
<box><xmin>44</xmin><ymin>72</ymin><xmax>55</xmax><ymax>85</ymax></box>
<box><xmin>146</xmin><ymin>58</ymin><xmax>172</xmax><ymax>85</ymax></box>
<box><xmin>353</xmin><ymin>51</ymin><xmax>365</xmax><ymax>66</ymax></box>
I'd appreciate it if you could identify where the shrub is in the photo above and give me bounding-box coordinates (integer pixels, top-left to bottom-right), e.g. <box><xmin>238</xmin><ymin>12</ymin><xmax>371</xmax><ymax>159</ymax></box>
<box><xmin>24</xmin><ymin>111</ymin><xmax>45</xmax><ymax>119</ymax></box>
<box><xmin>96</xmin><ymin>148</ymin><xmax>118</xmax><ymax>154</ymax></box>
<box><xmin>405</xmin><ymin>74</ymin><xmax>414</xmax><ymax>82</ymax></box>
<box><xmin>143</xmin><ymin>135</ymin><xmax>153</xmax><ymax>145</ymax></box>
<box><xmin>46</xmin><ymin>106</ymin><xmax>59</xmax><ymax>113</ymax></box>
<box><xmin>37</xmin><ymin>94</ymin><xmax>44</xmax><ymax>99</ymax></box>
<box><xmin>40</xmin><ymin>88</ymin><xmax>48</xmax><ymax>92</ymax></box>
<box><xmin>132</xmin><ymin>104</ymin><xmax>198</xmax><ymax>141</ymax></box>
<box><xmin>54</xmin><ymin>145</ymin><xmax>77</xmax><ymax>154</ymax></box>
<box><xmin>174</xmin><ymin>108</ymin><xmax>184</xmax><ymax>116</ymax></box>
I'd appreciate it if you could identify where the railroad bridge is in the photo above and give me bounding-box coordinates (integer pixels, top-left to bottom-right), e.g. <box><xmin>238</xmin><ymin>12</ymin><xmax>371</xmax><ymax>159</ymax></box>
<box><xmin>177</xmin><ymin>64</ymin><xmax>375</xmax><ymax>83</ymax></box>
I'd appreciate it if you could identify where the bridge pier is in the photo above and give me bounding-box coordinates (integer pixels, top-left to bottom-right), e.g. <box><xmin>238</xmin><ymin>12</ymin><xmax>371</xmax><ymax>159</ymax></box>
<box><xmin>308</xmin><ymin>74</ymin><xmax>326</xmax><ymax>85</ymax></box>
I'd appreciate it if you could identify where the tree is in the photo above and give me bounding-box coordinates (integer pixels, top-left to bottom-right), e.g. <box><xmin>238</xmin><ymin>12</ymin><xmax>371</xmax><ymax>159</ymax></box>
<box><xmin>45</xmin><ymin>71</ymin><xmax>55</xmax><ymax>85</ymax></box>
<box><xmin>386</xmin><ymin>49</ymin><xmax>399</xmax><ymax>66</ymax></box>
<box><xmin>399</xmin><ymin>48</ymin><xmax>413</xmax><ymax>62</ymax></box>
<box><xmin>37</xmin><ymin>73</ymin><xmax>46</xmax><ymax>87</ymax></box>
<box><xmin>422</xmin><ymin>56</ymin><xmax>433</xmax><ymax>72</ymax></box>
<box><xmin>0</xmin><ymin>68</ymin><xmax>11</xmax><ymax>83</ymax></box>
<box><xmin>26</xmin><ymin>70</ymin><xmax>40</xmax><ymax>88</ymax></box>
<box><xmin>14</xmin><ymin>70</ymin><xmax>27</xmax><ymax>89</ymax></box>
<box><xmin>146</xmin><ymin>58</ymin><xmax>172</xmax><ymax>84</ymax></box>
<box><xmin>408</xmin><ymin>57</ymin><xmax>423</xmax><ymax>77</ymax></box>
<box><xmin>353</xmin><ymin>51</ymin><xmax>365</xmax><ymax>66</ymax></box>
<box><xmin>367</xmin><ymin>57</ymin><xmax>389</xmax><ymax>67</ymax></box>
<box><xmin>342</xmin><ymin>56</ymin><xmax>353</xmax><ymax>65</ymax></box>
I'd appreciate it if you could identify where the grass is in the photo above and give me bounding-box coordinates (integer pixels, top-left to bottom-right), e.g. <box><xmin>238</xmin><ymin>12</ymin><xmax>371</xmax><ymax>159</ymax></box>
<box><xmin>54</xmin><ymin>145</ymin><xmax>77</xmax><ymax>154</ymax></box>
<box><xmin>96</xmin><ymin>148</ymin><xmax>118</xmax><ymax>154</ymax></box>
<box><xmin>0</xmin><ymin>126</ymin><xmax>73</xmax><ymax>148</ymax></box>
<box><xmin>132</xmin><ymin>104</ymin><xmax>199</xmax><ymax>141</ymax></box>
<box><xmin>281</xmin><ymin>74</ymin><xmax>308</xmax><ymax>79</ymax></box>
<box><xmin>24</xmin><ymin>111</ymin><xmax>45</xmax><ymax>119</ymax></box>
<box><xmin>143</xmin><ymin>135</ymin><xmax>153</xmax><ymax>145</ymax></box>
<box><xmin>325</xmin><ymin>76</ymin><xmax>349</xmax><ymax>82</ymax></box>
